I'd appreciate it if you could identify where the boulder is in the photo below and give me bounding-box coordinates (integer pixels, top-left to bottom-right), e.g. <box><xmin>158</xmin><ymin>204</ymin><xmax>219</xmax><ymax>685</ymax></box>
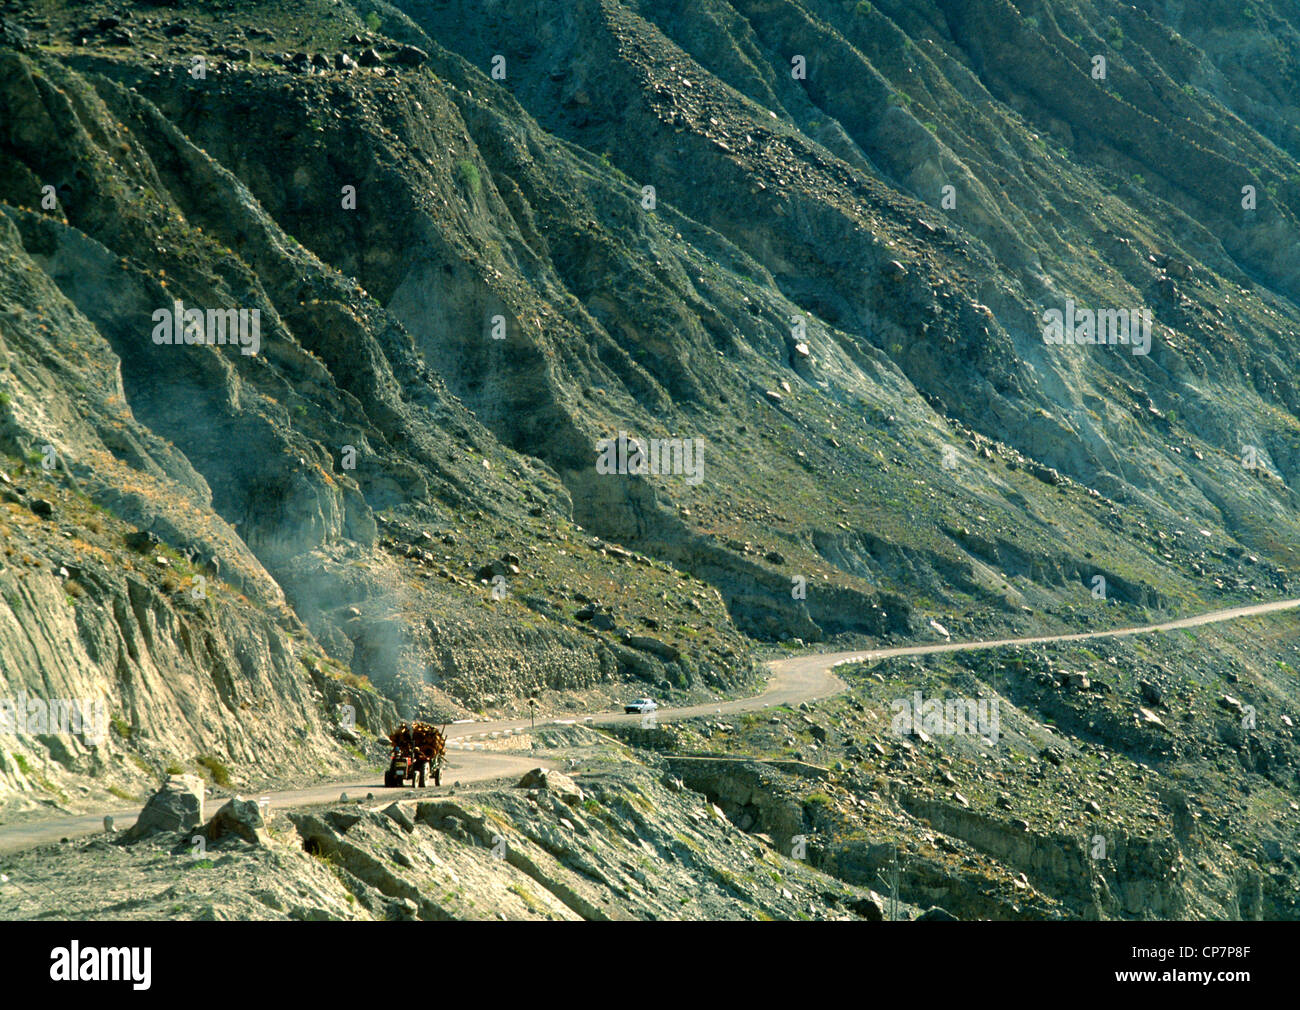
<box><xmin>517</xmin><ymin>767</ymin><xmax>584</xmax><ymax>805</ymax></box>
<box><xmin>625</xmin><ymin>634</ymin><xmax>680</xmax><ymax>662</ymax></box>
<box><xmin>381</xmin><ymin>802</ymin><xmax>415</xmax><ymax>832</ymax></box>
<box><xmin>916</xmin><ymin>906</ymin><xmax>959</xmax><ymax>921</ymax></box>
<box><xmin>392</xmin><ymin>44</ymin><xmax>428</xmax><ymax>66</ymax></box>
<box><xmin>124</xmin><ymin>529</ymin><xmax>160</xmax><ymax>553</ymax></box>
<box><xmin>847</xmin><ymin>894</ymin><xmax>884</xmax><ymax>921</ymax></box>
<box><xmin>325</xmin><ymin>808</ymin><xmax>363</xmax><ymax>833</ymax></box>
<box><xmin>124</xmin><ymin>775</ymin><xmax>205</xmax><ymax>840</ymax></box>
<box><xmin>204</xmin><ymin>798</ymin><xmax>270</xmax><ymax>846</ymax></box>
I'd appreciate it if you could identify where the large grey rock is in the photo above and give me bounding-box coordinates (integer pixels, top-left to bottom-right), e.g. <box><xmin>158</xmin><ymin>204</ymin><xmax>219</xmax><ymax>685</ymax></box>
<box><xmin>124</xmin><ymin>775</ymin><xmax>205</xmax><ymax>840</ymax></box>
<box><xmin>204</xmin><ymin>797</ymin><xmax>270</xmax><ymax>846</ymax></box>
<box><xmin>381</xmin><ymin>801</ymin><xmax>415</xmax><ymax>832</ymax></box>
<box><xmin>517</xmin><ymin>767</ymin><xmax>584</xmax><ymax>805</ymax></box>
<box><xmin>391</xmin><ymin>44</ymin><xmax>429</xmax><ymax>66</ymax></box>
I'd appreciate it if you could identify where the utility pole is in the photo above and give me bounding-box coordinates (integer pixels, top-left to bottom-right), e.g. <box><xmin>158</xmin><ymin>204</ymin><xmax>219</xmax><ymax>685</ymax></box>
<box><xmin>874</xmin><ymin>843</ymin><xmax>900</xmax><ymax>921</ymax></box>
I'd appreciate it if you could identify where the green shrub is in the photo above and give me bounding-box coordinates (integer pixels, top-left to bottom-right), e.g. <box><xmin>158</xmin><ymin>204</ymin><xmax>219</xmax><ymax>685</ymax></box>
<box><xmin>454</xmin><ymin>159</ymin><xmax>481</xmax><ymax>196</ymax></box>
<box><xmin>196</xmin><ymin>754</ymin><xmax>231</xmax><ymax>787</ymax></box>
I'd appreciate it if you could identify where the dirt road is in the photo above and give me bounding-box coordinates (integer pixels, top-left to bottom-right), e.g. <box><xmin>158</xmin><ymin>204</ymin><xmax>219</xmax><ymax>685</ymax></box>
<box><xmin>3</xmin><ymin>595</ymin><xmax>1296</xmax><ymax>855</ymax></box>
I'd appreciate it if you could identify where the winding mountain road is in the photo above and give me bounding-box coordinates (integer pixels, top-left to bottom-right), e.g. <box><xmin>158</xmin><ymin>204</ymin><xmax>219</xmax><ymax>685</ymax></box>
<box><xmin>2</xmin><ymin>595</ymin><xmax>1297</xmax><ymax>856</ymax></box>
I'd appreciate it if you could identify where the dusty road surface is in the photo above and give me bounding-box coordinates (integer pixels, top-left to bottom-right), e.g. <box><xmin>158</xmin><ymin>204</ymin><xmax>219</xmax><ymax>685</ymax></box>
<box><xmin>0</xmin><ymin>751</ymin><xmax>550</xmax><ymax>856</ymax></box>
<box><xmin>3</xmin><ymin>595</ymin><xmax>1297</xmax><ymax>856</ymax></box>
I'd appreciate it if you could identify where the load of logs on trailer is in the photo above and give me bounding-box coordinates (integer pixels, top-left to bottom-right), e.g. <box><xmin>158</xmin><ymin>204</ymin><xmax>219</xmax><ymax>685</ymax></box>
<box><xmin>384</xmin><ymin>721</ymin><xmax>447</xmax><ymax>788</ymax></box>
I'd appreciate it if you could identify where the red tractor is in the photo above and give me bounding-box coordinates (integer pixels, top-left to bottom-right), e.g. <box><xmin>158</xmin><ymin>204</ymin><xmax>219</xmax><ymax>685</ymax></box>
<box><xmin>384</xmin><ymin>721</ymin><xmax>447</xmax><ymax>788</ymax></box>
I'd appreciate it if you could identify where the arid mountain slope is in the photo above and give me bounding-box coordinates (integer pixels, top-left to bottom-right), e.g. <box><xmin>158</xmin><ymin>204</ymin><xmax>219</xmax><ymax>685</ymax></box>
<box><xmin>2</xmin><ymin>0</ymin><xmax>1299</xmax><ymax>830</ymax></box>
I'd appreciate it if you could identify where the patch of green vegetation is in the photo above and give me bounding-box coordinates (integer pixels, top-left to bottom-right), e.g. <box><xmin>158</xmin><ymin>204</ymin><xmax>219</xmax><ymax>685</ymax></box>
<box><xmin>196</xmin><ymin>754</ymin><xmax>231</xmax><ymax>787</ymax></box>
<box><xmin>110</xmin><ymin>714</ymin><xmax>132</xmax><ymax>740</ymax></box>
<box><xmin>37</xmin><ymin>776</ymin><xmax>67</xmax><ymax>801</ymax></box>
<box><xmin>365</xmin><ymin>11</ymin><xmax>381</xmax><ymax>32</ymax></box>
<box><xmin>13</xmin><ymin>753</ymin><xmax>31</xmax><ymax>775</ymax></box>
<box><xmin>454</xmin><ymin>159</ymin><xmax>481</xmax><ymax>197</ymax></box>
<box><xmin>509</xmin><ymin>882</ymin><xmax>546</xmax><ymax>914</ymax></box>
<box><xmin>164</xmin><ymin>762</ymin><xmax>184</xmax><ymax>776</ymax></box>
<box><xmin>108</xmin><ymin>785</ymin><xmax>134</xmax><ymax>801</ymax></box>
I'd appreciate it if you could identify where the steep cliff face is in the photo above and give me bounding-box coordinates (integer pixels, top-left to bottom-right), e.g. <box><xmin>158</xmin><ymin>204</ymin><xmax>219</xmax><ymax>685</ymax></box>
<box><xmin>3</xmin><ymin>0</ymin><xmax>1300</xmax><ymax>821</ymax></box>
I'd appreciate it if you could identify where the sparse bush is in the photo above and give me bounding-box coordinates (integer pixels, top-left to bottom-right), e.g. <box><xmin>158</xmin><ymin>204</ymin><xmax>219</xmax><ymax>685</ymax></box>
<box><xmin>196</xmin><ymin>754</ymin><xmax>231</xmax><ymax>787</ymax></box>
<box><xmin>454</xmin><ymin>159</ymin><xmax>481</xmax><ymax>196</ymax></box>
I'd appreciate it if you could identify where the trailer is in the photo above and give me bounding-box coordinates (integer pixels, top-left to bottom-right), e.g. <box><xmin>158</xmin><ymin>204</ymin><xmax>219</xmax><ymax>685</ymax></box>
<box><xmin>384</xmin><ymin>721</ymin><xmax>447</xmax><ymax>788</ymax></box>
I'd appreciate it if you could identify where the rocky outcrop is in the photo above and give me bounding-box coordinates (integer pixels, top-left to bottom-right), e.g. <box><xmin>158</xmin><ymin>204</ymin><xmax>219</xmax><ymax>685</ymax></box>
<box><xmin>123</xmin><ymin>775</ymin><xmax>205</xmax><ymax>840</ymax></box>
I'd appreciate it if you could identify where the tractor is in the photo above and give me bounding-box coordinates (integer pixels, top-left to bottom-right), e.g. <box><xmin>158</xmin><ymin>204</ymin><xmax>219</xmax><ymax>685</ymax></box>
<box><xmin>384</xmin><ymin>721</ymin><xmax>447</xmax><ymax>788</ymax></box>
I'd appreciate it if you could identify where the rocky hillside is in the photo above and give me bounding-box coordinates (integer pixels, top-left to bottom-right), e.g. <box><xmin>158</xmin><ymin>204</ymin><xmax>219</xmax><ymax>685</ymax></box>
<box><xmin>0</xmin><ymin>730</ymin><xmax>894</xmax><ymax>921</ymax></box>
<box><xmin>3</xmin><ymin>0</ymin><xmax>1300</xmax><ymax>848</ymax></box>
<box><xmin>649</xmin><ymin>608</ymin><xmax>1300</xmax><ymax>920</ymax></box>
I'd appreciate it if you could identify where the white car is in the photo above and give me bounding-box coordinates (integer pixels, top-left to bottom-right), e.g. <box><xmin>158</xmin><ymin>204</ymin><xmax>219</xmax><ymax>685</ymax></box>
<box><xmin>624</xmin><ymin>698</ymin><xmax>658</xmax><ymax>715</ymax></box>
